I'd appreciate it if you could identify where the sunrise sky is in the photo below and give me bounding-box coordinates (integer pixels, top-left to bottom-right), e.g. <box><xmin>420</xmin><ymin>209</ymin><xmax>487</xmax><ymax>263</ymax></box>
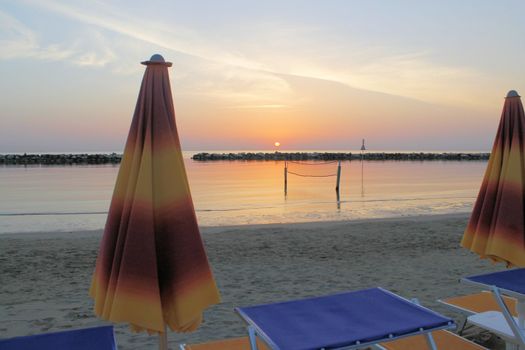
<box><xmin>1</xmin><ymin>0</ymin><xmax>524</xmax><ymax>152</ymax></box>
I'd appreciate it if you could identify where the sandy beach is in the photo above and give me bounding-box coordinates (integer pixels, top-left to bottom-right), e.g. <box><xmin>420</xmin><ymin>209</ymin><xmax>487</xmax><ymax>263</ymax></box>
<box><xmin>0</xmin><ymin>213</ymin><xmax>505</xmax><ymax>349</ymax></box>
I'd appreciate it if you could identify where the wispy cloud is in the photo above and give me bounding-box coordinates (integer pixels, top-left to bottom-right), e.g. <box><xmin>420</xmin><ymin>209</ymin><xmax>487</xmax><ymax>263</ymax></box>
<box><xmin>0</xmin><ymin>10</ymin><xmax>73</xmax><ymax>61</ymax></box>
<box><xmin>345</xmin><ymin>51</ymin><xmax>480</xmax><ymax>105</ymax></box>
<box><xmin>70</xmin><ymin>31</ymin><xmax>117</xmax><ymax>67</ymax></box>
<box><xmin>0</xmin><ymin>10</ymin><xmax>117</xmax><ymax>67</ymax></box>
<box><xmin>285</xmin><ymin>50</ymin><xmax>482</xmax><ymax>107</ymax></box>
<box><xmin>19</xmin><ymin>0</ymin><xmax>224</xmax><ymax>65</ymax></box>
<box><xmin>226</xmin><ymin>104</ymin><xmax>290</xmax><ymax>109</ymax></box>
<box><xmin>8</xmin><ymin>1</ymin><xmax>486</xmax><ymax>107</ymax></box>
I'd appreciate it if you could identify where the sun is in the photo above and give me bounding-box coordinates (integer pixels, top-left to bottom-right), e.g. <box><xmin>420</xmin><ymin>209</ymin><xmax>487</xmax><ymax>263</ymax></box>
<box><xmin>274</xmin><ymin>141</ymin><xmax>281</xmax><ymax>147</ymax></box>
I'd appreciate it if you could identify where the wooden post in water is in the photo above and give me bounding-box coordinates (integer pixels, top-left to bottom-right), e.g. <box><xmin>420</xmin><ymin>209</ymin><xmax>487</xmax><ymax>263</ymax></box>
<box><xmin>335</xmin><ymin>160</ymin><xmax>341</xmax><ymax>194</ymax></box>
<box><xmin>361</xmin><ymin>139</ymin><xmax>366</xmax><ymax>197</ymax></box>
<box><xmin>284</xmin><ymin>161</ymin><xmax>288</xmax><ymax>196</ymax></box>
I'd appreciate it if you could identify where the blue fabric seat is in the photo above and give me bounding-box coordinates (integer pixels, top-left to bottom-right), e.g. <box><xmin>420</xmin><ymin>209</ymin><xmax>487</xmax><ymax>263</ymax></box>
<box><xmin>236</xmin><ymin>287</ymin><xmax>454</xmax><ymax>350</ymax></box>
<box><xmin>465</xmin><ymin>268</ymin><xmax>525</xmax><ymax>295</ymax></box>
<box><xmin>0</xmin><ymin>325</ymin><xmax>116</xmax><ymax>350</ymax></box>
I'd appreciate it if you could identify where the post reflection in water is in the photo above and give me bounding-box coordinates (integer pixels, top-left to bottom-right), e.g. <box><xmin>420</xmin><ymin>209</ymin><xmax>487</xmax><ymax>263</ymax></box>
<box><xmin>361</xmin><ymin>158</ymin><xmax>365</xmax><ymax>198</ymax></box>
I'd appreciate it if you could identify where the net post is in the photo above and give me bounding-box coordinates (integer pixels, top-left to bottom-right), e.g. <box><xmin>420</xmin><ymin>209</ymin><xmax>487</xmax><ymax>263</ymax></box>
<box><xmin>335</xmin><ymin>160</ymin><xmax>341</xmax><ymax>193</ymax></box>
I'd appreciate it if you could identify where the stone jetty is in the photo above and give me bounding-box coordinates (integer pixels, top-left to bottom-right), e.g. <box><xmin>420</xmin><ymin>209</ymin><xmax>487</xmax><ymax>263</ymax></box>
<box><xmin>0</xmin><ymin>153</ymin><xmax>122</xmax><ymax>165</ymax></box>
<box><xmin>191</xmin><ymin>152</ymin><xmax>490</xmax><ymax>161</ymax></box>
<box><xmin>0</xmin><ymin>152</ymin><xmax>490</xmax><ymax>165</ymax></box>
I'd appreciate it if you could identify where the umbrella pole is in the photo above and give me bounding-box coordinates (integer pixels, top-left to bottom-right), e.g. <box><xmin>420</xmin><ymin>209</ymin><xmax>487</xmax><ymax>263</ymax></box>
<box><xmin>159</xmin><ymin>325</ymin><xmax>168</xmax><ymax>350</ymax></box>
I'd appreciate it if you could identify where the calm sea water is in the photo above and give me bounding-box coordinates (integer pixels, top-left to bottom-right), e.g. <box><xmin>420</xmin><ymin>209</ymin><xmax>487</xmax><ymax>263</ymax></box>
<box><xmin>0</xmin><ymin>154</ymin><xmax>487</xmax><ymax>233</ymax></box>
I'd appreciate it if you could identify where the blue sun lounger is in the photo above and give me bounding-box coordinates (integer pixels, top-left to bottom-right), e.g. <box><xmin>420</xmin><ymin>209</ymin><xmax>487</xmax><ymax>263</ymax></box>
<box><xmin>0</xmin><ymin>325</ymin><xmax>117</xmax><ymax>350</ymax></box>
<box><xmin>462</xmin><ymin>269</ymin><xmax>525</xmax><ymax>348</ymax></box>
<box><xmin>235</xmin><ymin>287</ymin><xmax>455</xmax><ymax>350</ymax></box>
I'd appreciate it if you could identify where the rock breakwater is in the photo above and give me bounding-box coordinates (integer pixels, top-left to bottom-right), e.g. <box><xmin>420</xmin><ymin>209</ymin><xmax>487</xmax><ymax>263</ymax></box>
<box><xmin>0</xmin><ymin>152</ymin><xmax>490</xmax><ymax>165</ymax></box>
<box><xmin>191</xmin><ymin>152</ymin><xmax>490</xmax><ymax>161</ymax></box>
<box><xmin>0</xmin><ymin>153</ymin><xmax>122</xmax><ymax>165</ymax></box>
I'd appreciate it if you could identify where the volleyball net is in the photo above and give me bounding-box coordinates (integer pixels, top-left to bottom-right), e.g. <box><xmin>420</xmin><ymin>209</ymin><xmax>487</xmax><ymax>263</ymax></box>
<box><xmin>284</xmin><ymin>160</ymin><xmax>342</xmax><ymax>194</ymax></box>
<box><xmin>285</xmin><ymin>160</ymin><xmax>339</xmax><ymax>178</ymax></box>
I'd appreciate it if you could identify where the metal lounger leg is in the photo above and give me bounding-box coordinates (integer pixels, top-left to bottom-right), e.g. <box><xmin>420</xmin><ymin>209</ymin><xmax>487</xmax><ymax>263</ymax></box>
<box><xmin>518</xmin><ymin>300</ymin><xmax>525</xmax><ymax>330</ymax></box>
<box><xmin>457</xmin><ymin>317</ymin><xmax>468</xmax><ymax>336</ymax></box>
<box><xmin>424</xmin><ymin>332</ymin><xmax>438</xmax><ymax>350</ymax></box>
<box><xmin>248</xmin><ymin>326</ymin><xmax>259</xmax><ymax>350</ymax></box>
<box><xmin>410</xmin><ymin>298</ymin><xmax>439</xmax><ymax>350</ymax></box>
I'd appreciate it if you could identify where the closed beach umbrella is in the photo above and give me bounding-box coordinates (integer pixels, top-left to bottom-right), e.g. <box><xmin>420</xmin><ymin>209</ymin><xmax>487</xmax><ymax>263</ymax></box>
<box><xmin>461</xmin><ymin>90</ymin><xmax>525</xmax><ymax>267</ymax></box>
<box><xmin>90</xmin><ymin>54</ymin><xmax>220</xmax><ymax>342</ymax></box>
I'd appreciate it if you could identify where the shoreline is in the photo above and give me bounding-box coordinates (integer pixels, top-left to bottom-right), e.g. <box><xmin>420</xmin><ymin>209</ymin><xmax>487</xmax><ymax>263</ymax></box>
<box><xmin>0</xmin><ymin>212</ymin><xmax>471</xmax><ymax>237</ymax></box>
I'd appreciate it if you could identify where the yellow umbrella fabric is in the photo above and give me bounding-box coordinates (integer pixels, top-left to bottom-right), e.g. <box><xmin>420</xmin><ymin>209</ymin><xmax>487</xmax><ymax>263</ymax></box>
<box><xmin>90</xmin><ymin>54</ymin><xmax>220</xmax><ymax>334</ymax></box>
<box><xmin>461</xmin><ymin>90</ymin><xmax>525</xmax><ymax>267</ymax></box>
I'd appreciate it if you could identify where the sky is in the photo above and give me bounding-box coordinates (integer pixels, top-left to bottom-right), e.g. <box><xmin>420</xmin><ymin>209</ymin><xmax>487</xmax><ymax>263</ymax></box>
<box><xmin>1</xmin><ymin>0</ymin><xmax>524</xmax><ymax>152</ymax></box>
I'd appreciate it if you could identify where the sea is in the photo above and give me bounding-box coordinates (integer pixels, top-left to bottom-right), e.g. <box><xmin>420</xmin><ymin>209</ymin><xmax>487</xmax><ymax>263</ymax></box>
<box><xmin>0</xmin><ymin>151</ymin><xmax>487</xmax><ymax>234</ymax></box>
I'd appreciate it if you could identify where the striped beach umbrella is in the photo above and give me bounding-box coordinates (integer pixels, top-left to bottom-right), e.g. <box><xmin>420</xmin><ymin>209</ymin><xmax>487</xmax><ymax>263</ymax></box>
<box><xmin>461</xmin><ymin>90</ymin><xmax>525</xmax><ymax>267</ymax></box>
<box><xmin>89</xmin><ymin>54</ymin><xmax>220</xmax><ymax>342</ymax></box>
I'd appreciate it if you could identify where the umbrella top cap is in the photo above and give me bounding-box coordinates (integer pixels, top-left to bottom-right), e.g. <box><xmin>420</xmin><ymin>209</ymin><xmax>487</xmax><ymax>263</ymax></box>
<box><xmin>507</xmin><ymin>90</ymin><xmax>520</xmax><ymax>98</ymax></box>
<box><xmin>141</xmin><ymin>54</ymin><xmax>172</xmax><ymax>67</ymax></box>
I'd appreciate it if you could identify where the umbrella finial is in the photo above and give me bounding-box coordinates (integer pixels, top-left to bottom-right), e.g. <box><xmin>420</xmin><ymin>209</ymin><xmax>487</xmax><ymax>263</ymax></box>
<box><xmin>506</xmin><ymin>90</ymin><xmax>520</xmax><ymax>98</ymax></box>
<box><xmin>141</xmin><ymin>54</ymin><xmax>172</xmax><ymax>67</ymax></box>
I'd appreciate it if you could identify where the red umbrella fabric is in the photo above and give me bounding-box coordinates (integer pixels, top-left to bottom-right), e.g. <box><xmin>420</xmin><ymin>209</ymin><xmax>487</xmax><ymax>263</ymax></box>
<box><xmin>461</xmin><ymin>90</ymin><xmax>525</xmax><ymax>267</ymax></box>
<box><xmin>90</xmin><ymin>54</ymin><xmax>220</xmax><ymax>334</ymax></box>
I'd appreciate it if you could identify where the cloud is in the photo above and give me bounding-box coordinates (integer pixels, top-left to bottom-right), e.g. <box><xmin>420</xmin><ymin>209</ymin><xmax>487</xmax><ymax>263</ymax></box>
<box><xmin>226</xmin><ymin>104</ymin><xmax>290</xmax><ymax>109</ymax></box>
<box><xmin>180</xmin><ymin>62</ymin><xmax>295</xmax><ymax>105</ymax></box>
<box><xmin>343</xmin><ymin>51</ymin><xmax>481</xmax><ymax>106</ymax></box>
<box><xmin>284</xmin><ymin>50</ymin><xmax>483</xmax><ymax>107</ymax></box>
<box><xmin>20</xmin><ymin>0</ymin><xmax>218</xmax><ymax>64</ymax></box>
<box><xmin>10</xmin><ymin>1</ymin><xmax>487</xmax><ymax>108</ymax></box>
<box><xmin>0</xmin><ymin>10</ymin><xmax>59</xmax><ymax>60</ymax></box>
<box><xmin>0</xmin><ymin>9</ymin><xmax>117</xmax><ymax>67</ymax></box>
<box><xmin>69</xmin><ymin>31</ymin><xmax>117</xmax><ymax>67</ymax></box>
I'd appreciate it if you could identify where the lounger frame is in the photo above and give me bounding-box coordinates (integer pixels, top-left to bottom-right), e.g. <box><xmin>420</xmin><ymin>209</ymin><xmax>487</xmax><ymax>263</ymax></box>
<box><xmin>490</xmin><ymin>286</ymin><xmax>525</xmax><ymax>347</ymax></box>
<box><xmin>462</xmin><ymin>277</ymin><xmax>525</xmax><ymax>348</ymax></box>
<box><xmin>437</xmin><ymin>291</ymin><xmax>510</xmax><ymax>335</ymax></box>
